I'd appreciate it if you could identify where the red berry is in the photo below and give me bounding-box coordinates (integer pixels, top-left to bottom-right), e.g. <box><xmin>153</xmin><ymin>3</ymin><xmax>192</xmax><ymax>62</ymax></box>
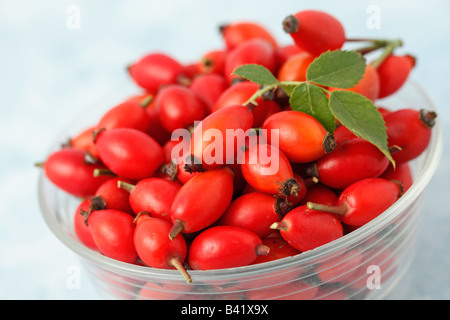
<box><xmin>376</xmin><ymin>54</ymin><xmax>415</xmax><ymax>99</ymax></box>
<box><xmin>83</xmin><ymin>209</ymin><xmax>138</xmax><ymax>263</ymax></box>
<box><xmin>212</xmin><ymin>81</ymin><xmax>282</xmax><ymax>127</ymax></box>
<box><xmin>299</xmin><ymin>183</ymin><xmax>338</xmax><ymax>207</ymax></box>
<box><xmin>94</xmin><ymin>177</ymin><xmax>134</xmax><ymax>215</ymax></box>
<box><xmin>96</xmin><ymin>99</ymin><xmax>152</xmax><ymax>133</ymax></box>
<box><xmin>385</xmin><ymin>108</ymin><xmax>437</xmax><ymax>164</ymax></box>
<box><xmin>251</xmin><ymin>236</ymin><xmax>300</xmax><ymax>265</ymax></box>
<box><xmin>42</xmin><ymin>147</ymin><xmax>112</xmax><ymax>198</ymax></box>
<box><xmin>307</xmin><ymin>178</ymin><xmax>402</xmax><ymax>227</ymax></box>
<box><xmin>189</xmin><ymin>73</ymin><xmax>228</xmax><ymax>113</ymax></box>
<box><xmin>125</xmin><ymin>94</ymin><xmax>171</xmax><ymax>145</ymax></box>
<box><xmin>128</xmin><ymin>53</ymin><xmax>184</xmax><ymax>94</ymax></box>
<box><xmin>198</xmin><ymin>49</ymin><xmax>227</xmax><ymax>75</ymax></box>
<box><xmin>134</xmin><ymin>214</ymin><xmax>191</xmax><ymax>283</ymax></box>
<box><xmin>224</xmin><ymin>38</ymin><xmax>277</xmax><ymax>84</ymax></box>
<box><xmin>94</xmin><ymin>127</ymin><xmax>165</xmax><ymax>180</ymax></box>
<box><xmin>155</xmin><ymin>84</ymin><xmax>207</xmax><ymax>133</ymax></box>
<box><xmin>283</xmin><ymin>10</ymin><xmax>345</xmax><ymax>56</ymax></box>
<box><xmin>220</xmin><ymin>21</ymin><xmax>278</xmax><ymax>50</ymax></box>
<box><xmin>169</xmin><ymin>167</ymin><xmax>235</xmax><ymax>239</ymax></box>
<box><xmin>217</xmin><ymin>192</ymin><xmax>291</xmax><ymax>238</ymax></box>
<box><xmin>381</xmin><ymin>162</ymin><xmax>413</xmax><ymax>193</ymax></box>
<box><xmin>277</xmin><ymin>52</ymin><xmax>315</xmax><ymax>82</ymax></box>
<box><xmin>262</xmin><ymin>110</ymin><xmax>336</xmax><ymax>163</ymax></box>
<box><xmin>188</xmin><ymin>104</ymin><xmax>254</xmax><ymax>171</ymax></box>
<box><xmin>241</xmin><ymin>143</ymin><xmax>301</xmax><ymax>197</ymax></box>
<box><xmin>309</xmin><ymin>138</ymin><xmax>390</xmax><ymax>189</ymax></box>
<box><xmin>271</xmin><ymin>205</ymin><xmax>344</xmax><ymax>252</ymax></box>
<box><xmin>73</xmin><ymin>199</ymin><xmax>98</xmax><ymax>250</ymax></box>
<box><xmin>187</xmin><ymin>226</ymin><xmax>269</xmax><ymax>270</ymax></box>
<box><xmin>275</xmin><ymin>44</ymin><xmax>305</xmax><ymax>66</ymax></box>
<box><xmin>118</xmin><ymin>177</ymin><xmax>181</xmax><ymax>222</ymax></box>
<box><xmin>68</xmin><ymin>125</ymin><xmax>99</xmax><ymax>159</ymax></box>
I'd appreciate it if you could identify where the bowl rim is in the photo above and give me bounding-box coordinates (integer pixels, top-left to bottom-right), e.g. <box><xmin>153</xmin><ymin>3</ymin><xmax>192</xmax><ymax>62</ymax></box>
<box><xmin>38</xmin><ymin>79</ymin><xmax>444</xmax><ymax>283</ymax></box>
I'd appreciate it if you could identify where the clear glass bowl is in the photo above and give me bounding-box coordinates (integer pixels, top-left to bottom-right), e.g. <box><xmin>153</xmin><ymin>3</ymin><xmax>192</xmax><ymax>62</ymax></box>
<box><xmin>38</xmin><ymin>80</ymin><xmax>443</xmax><ymax>300</ymax></box>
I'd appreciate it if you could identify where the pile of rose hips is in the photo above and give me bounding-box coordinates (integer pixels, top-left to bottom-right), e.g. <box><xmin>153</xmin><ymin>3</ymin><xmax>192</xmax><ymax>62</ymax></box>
<box><xmin>39</xmin><ymin>10</ymin><xmax>437</xmax><ymax>286</ymax></box>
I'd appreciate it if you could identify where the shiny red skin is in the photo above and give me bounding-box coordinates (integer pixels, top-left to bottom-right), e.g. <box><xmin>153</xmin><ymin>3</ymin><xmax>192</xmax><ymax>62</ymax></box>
<box><xmin>94</xmin><ymin>177</ymin><xmax>134</xmax><ymax>214</ymax></box>
<box><xmin>251</xmin><ymin>236</ymin><xmax>300</xmax><ymax>265</ymax></box>
<box><xmin>170</xmin><ymin>167</ymin><xmax>235</xmax><ymax>234</ymax></box>
<box><xmin>189</xmin><ymin>73</ymin><xmax>228</xmax><ymax>113</ymax></box>
<box><xmin>43</xmin><ymin>147</ymin><xmax>112</xmax><ymax>198</ymax></box>
<box><xmin>212</xmin><ymin>81</ymin><xmax>281</xmax><ymax>127</ymax></box>
<box><xmin>263</xmin><ymin>110</ymin><xmax>331</xmax><ymax>163</ymax></box>
<box><xmin>125</xmin><ymin>94</ymin><xmax>171</xmax><ymax>145</ymax></box>
<box><xmin>95</xmin><ymin>127</ymin><xmax>165</xmax><ymax>180</ymax></box>
<box><xmin>187</xmin><ymin>226</ymin><xmax>265</xmax><ymax>270</ymax></box>
<box><xmin>73</xmin><ymin>199</ymin><xmax>98</xmax><ymax>250</ymax></box>
<box><xmin>127</xmin><ymin>177</ymin><xmax>181</xmax><ymax>222</ymax></box>
<box><xmin>377</xmin><ymin>55</ymin><xmax>415</xmax><ymax>99</ymax></box>
<box><xmin>381</xmin><ymin>162</ymin><xmax>413</xmax><ymax>193</ymax></box>
<box><xmin>315</xmin><ymin>138</ymin><xmax>390</xmax><ymax>189</ymax></box>
<box><xmin>86</xmin><ymin>209</ymin><xmax>138</xmax><ymax>263</ymax></box>
<box><xmin>241</xmin><ymin>143</ymin><xmax>296</xmax><ymax>196</ymax></box>
<box><xmin>384</xmin><ymin>108</ymin><xmax>433</xmax><ymax>164</ymax></box>
<box><xmin>69</xmin><ymin>125</ymin><xmax>99</xmax><ymax>159</ymax></box>
<box><xmin>278</xmin><ymin>205</ymin><xmax>343</xmax><ymax>252</ymax></box>
<box><xmin>155</xmin><ymin>84</ymin><xmax>207</xmax><ymax>133</ymax></box>
<box><xmin>277</xmin><ymin>52</ymin><xmax>315</xmax><ymax>82</ymax></box>
<box><xmin>285</xmin><ymin>10</ymin><xmax>345</xmax><ymax>56</ymax></box>
<box><xmin>134</xmin><ymin>217</ymin><xmax>187</xmax><ymax>269</ymax></box>
<box><xmin>299</xmin><ymin>183</ymin><xmax>338</xmax><ymax>207</ymax></box>
<box><xmin>224</xmin><ymin>38</ymin><xmax>277</xmax><ymax>83</ymax></box>
<box><xmin>190</xmin><ymin>104</ymin><xmax>254</xmax><ymax>170</ymax></box>
<box><xmin>216</xmin><ymin>192</ymin><xmax>282</xmax><ymax>238</ymax></box>
<box><xmin>128</xmin><ymin>53</ymin><xmax>184</xmax><ymax>94</ymax></box>
<box><xmin>96</xmin><ymin>100</ymin><xmax>152</xmax><ymax>133</ymax></box>
<box><xmin>198</xmin><ymin>49</ymin><xmax>227</xmax><ymax>74</ymax></box>
<box><xmin>336</xmin><ymin>178</ymin><xmax>401</xmax><ymax>226</ymax></box>
<box><xmin>221</xmin><ymin>21</ymin><xmax>278</xmax><ymax>50</ymax></box>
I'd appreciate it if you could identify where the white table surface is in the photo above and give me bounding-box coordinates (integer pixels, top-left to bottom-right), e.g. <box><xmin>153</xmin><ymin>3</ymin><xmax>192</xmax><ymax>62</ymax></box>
<box><xmin>1</xmin><ymin>0</ymin><xmax>449</xmax><ymax>299</ymax></box>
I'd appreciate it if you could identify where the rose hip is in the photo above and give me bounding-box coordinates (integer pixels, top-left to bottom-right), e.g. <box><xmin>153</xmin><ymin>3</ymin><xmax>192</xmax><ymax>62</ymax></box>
<box><xmin>271</xmin><ymin>205</ymin><xmax>344</xmax><ymax>252</ymax></box>
<box><xmin>82</xmin><ymin>208</ymin><xmax>138</xmax><ymax>264</ymax></box>
<box><xmin>118</xmin><ymin>177</ymin><xmax>181</xmax><ymax>222</ymax></box>
<box><xmin>283</xmin><ymin>10</ymin><xmax>345</xmax><ymax>56</ymax></box>
<box><xmin>187</xmin><ymin>226</ymin><xmax>269</xmax><ymax>270</ymax></box>
<box><xmin>217</xmin><ymin>192</ymin><xmax>291</xmax><ymax>238</ymax></box>
<box><xmin>94</xmin><ymin>127</ymin><xmax>165</xmax><ymax>180</ymax></box>
<box><xmin>309</xmin><ymin>137</ymin><xmax>390</xmax><ymax>189</ymax></box>
<box><xmin>128</xmin><ymin>52</ymin><xmax>184</xmax><ymax>94</ymax></box>
<box><xmin>385</xmin><ymin>108</ymin><xmax>437</xmax><ymax>164</ymax></box>
<box><xmin>169</xmin><ymin>167</ymin><xmax>235</xmax><ymax>239</ymax></box>
<box><xmin>307</xmin><ymin>178</ymin><xmax>402</xmax><ymax>227</ymax></box>
<box><xmin>241</xmin><ymin>143</ymin><xmax>301</xmax><ymax>197</ymax></box>
<box><xmin>41</xmin><ymin>147</ymin><xmax>112</xmax><ymax>198</ymax></box>
<box><xmin>262</xmin><ymin>110</ymin><xmax>336</xmax><ymax>163</ymax></box>
<box><xmin>134</xmin><ymin>214</ymin><xmax>191</xmax><ymax>283</ymax></box>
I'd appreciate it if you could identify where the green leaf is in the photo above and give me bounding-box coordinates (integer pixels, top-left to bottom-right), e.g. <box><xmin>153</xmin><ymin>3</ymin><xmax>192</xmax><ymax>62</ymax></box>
<box><xmin>306</xmin><ymin>50</ymin><xmax>366</xmax><ymax>89</ymax></box>
<box><xmin>232</xmin><ymin>64</ymin><xmax>279</xmax><ymax>86</ymax></box>
<box><xmin>290</xmin><ymin>83</ymin><xmax>336</xmax><ymax>133</ymax></box>
<box><xmin>329</xmin><ymin>90</ymin><xmax>395</xmax><ymax>165</ymax></box>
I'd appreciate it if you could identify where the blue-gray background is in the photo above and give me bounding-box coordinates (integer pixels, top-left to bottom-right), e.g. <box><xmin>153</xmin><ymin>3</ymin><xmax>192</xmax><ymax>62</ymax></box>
<box><xmin>1</xmin><ymin>0</ymin><xmax>449</xmax><ymax>299</ymax></box>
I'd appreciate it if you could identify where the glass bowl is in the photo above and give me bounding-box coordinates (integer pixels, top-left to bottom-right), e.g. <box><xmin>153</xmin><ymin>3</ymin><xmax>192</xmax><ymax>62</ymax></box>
<box><xmin>38</xmin><ymin>79</ymin><xmax>443</xmax><ymax>300</ymax></box>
